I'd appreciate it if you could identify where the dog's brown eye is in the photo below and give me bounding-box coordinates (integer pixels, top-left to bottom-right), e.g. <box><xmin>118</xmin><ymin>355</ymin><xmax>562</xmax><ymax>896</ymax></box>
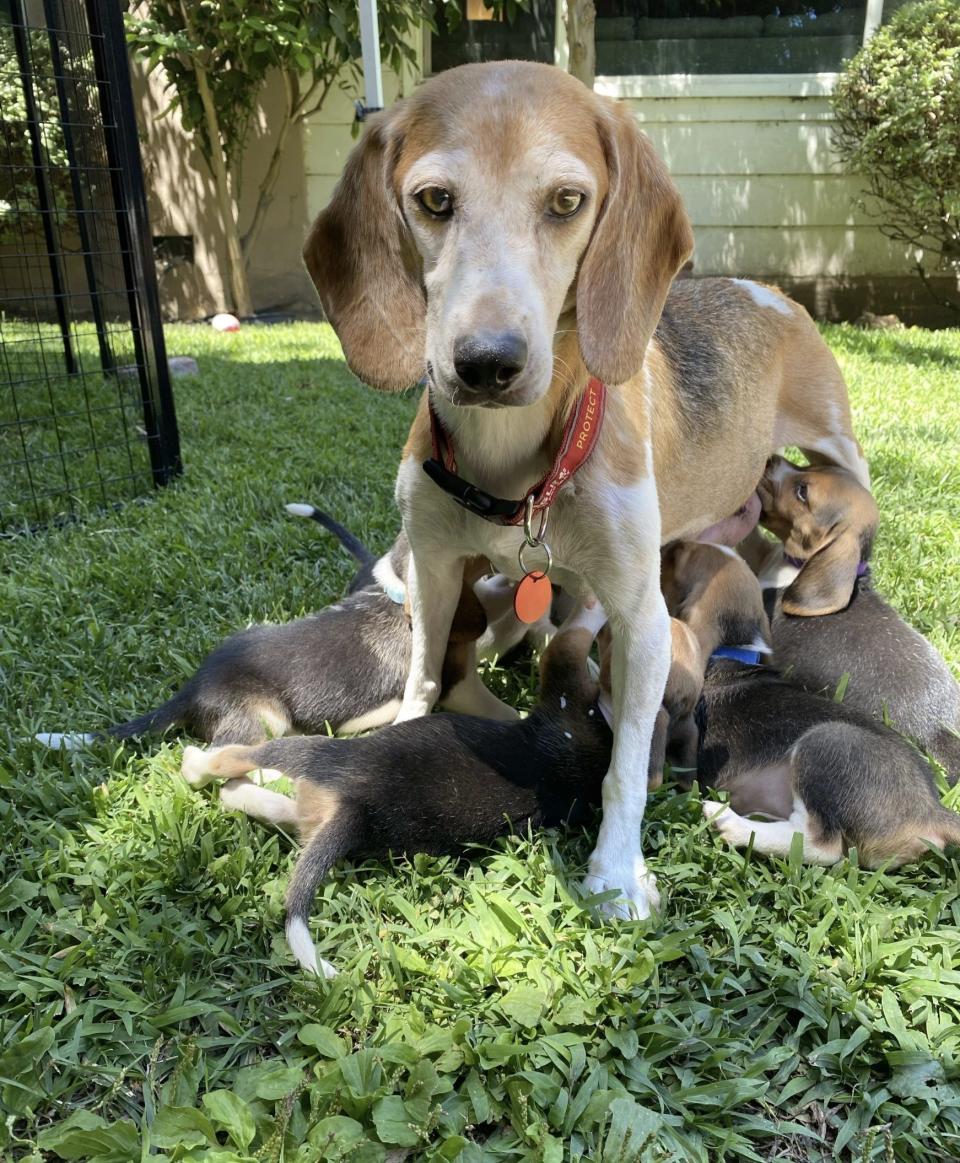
<box><xmin>416</xmin><ymin>186</ymin><xmax>453</xmax><ymax>218</ymax></box>
<box><xmin>547</xmin><ymin>188</ymin><xmax>584</xmax><ymax>218</ymax></box>
<box><xmin>795</xmin><ymin>482</ymin><xmax>809</xmax><ymax>504</ymax></box>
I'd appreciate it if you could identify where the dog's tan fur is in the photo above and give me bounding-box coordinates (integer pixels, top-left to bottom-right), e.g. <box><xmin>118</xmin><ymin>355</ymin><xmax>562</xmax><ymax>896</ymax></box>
<box><xmin>303</xmin><ymin>61</ymin><xmax>871</xmax><ymax>917</ymax></box>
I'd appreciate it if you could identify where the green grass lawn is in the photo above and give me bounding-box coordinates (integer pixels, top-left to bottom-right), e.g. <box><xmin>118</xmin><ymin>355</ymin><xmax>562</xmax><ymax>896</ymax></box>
<box><xmin>1</xmin><ymin>322</ymin><xmax>959</xmax><ymax>1162</ymax></box>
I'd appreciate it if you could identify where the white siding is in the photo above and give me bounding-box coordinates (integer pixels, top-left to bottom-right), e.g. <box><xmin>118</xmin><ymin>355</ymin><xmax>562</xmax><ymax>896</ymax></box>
<box><xmin>609</xmin><ymin>82</ymin><xmax>914</xmax><ymax>279</ymax></box>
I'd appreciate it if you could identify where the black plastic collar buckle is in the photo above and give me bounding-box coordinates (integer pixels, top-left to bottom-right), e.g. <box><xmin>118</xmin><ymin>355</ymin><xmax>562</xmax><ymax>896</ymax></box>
<box><xmin>422</xmin><ymin>458</ymin><xmax>521</xmax><ymax>521</ymax></box>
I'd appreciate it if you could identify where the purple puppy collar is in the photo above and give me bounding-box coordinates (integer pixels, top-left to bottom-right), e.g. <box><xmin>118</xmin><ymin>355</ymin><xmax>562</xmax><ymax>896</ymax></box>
<box><xmin>783</xmin><ymin>552</ymin><xmax>868</xmax><ymax>577</ymax></box>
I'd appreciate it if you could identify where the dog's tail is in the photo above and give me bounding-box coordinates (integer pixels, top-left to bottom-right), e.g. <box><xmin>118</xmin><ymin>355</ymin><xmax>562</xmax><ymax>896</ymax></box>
<box><xmin>285</xmin><ymin>503</ymin><xmax>374</xmax><ymax>566</ymax></box>
<box><xmin>34</xmin><ymin>689</ymin><xmax>192</xmax><ymax>750</ymax></box>
<box><xmin>105</xmin><ymin>689</ymin><xmax>193</xmax><ymax>741</ymax></box>
<box><xmin>285</xmin><ymin>799</ymin><xmax>358</xmax><ymax>978</ymax></box>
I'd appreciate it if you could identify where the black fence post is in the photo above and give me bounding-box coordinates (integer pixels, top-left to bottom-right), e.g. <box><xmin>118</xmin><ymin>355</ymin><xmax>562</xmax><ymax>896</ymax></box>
<box><xmin>84</xmin><ymin>0</ymin><xmax>181</xmax><ymax>484</ymax></box>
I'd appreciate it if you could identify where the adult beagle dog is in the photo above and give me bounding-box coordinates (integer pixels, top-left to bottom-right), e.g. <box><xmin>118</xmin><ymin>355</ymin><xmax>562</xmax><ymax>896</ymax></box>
<box><xmin>661</xmin><ymin>542</ymin><xmax>960</xmax><ymax>867</ymax></box>
<box><xmin>755</xmin><ymin>456</ymin><xmax>960</xmax><ymax>779</ymax></box>
<box><xmin>303</xmin><ymin>60</ymin><xmax>869</xmax><ymax>917</ymax></box>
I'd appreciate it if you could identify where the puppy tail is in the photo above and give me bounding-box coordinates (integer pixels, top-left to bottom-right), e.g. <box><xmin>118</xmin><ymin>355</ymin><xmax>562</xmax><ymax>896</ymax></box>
<box><xmin>285</xmin><ymin>503</ymin><xmax>374</xmax><ymax>566</ymax></box>
<box><xmin>930</xmin><ymin>727</ymin><xmax>960</xmax><ymax>788</ymax></box>
<box><xmin>106</xmin><ymin>689</ymin><xmax>193</xmax><ymax>741</ymax></box>
<box><xmin>285</xmin><ymin>801</ymin><xmax>357</xmax><ymax>977</ymax></box>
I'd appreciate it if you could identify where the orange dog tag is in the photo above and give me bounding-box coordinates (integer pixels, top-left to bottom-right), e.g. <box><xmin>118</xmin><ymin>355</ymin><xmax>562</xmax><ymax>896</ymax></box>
<box><xmin>514</xmin><ymin>571</ymin><xmax>552</xmax><ymax>624</ymax></box>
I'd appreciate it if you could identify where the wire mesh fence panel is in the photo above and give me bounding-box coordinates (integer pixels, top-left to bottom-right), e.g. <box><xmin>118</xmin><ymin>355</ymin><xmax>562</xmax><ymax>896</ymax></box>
<box><xmin>0</xmin><ymin>0</ymin><xmax>180</xmax><ymax>533</ymax></box>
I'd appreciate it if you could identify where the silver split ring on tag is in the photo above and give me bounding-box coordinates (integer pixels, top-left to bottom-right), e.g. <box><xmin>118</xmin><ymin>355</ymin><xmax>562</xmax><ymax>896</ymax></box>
<box><xmin>518</xmin><ymin>537</ymin><xmax>553</xmax><ymax>578</ymax></box>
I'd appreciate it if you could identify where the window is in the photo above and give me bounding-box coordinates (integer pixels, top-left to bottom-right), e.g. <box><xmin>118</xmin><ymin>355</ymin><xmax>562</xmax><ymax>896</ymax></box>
<box><xmin>429</xmin><ymin>0</ymin><xmax>556</xmax><ymax>74</ymax></box>
<box><xmin>594</xmin><ymin>2</ymin><xmax>867</xmax><ymax>75</ymax></box>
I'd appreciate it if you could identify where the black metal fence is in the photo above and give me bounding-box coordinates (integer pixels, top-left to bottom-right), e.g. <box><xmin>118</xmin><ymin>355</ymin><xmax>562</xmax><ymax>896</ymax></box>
<box><xmin>0</xmin><ymin>0</ymin><xmax>180</xmax><ymax>533</ymax></box>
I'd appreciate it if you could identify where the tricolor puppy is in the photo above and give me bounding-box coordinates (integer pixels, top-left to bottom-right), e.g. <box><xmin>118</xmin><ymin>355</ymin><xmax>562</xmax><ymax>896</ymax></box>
<box><xmin>756</xmin><ymin>456</ymin><xmax>960</xmax><ymax>780</ymax></box>
<box><xmin>179</xmin><ymin>601</ymin><xmax>612</xmax><ymax>977</ymax></box>
<box><xmin>662</xmin><ymin>542</ymin><xmax>960</xmax><ymax>867</ymax></box>
<box><xmin>303</xmin><ymin>60</ymin><xmax>869</xmax><ymax>917</ymax></box>
<box><xmin>39</xmin><ymin>507</ymin><xmax>543</xmax><ymax>751</ymax></box>
<box><xmin>654</xmin><ymin>543</ymin><xmax>772</xmax><ymax>784</ymax></box>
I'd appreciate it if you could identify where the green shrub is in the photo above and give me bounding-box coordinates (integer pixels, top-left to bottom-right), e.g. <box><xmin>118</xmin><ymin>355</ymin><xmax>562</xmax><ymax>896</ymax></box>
<box><xmin>832</xmin><ymin>0</ymin><xmax>960</xmax><ymax>313</ymax></box>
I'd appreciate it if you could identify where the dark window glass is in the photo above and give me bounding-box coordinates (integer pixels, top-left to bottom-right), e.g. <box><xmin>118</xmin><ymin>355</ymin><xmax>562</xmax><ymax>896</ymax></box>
<box><xmin>593</xmin><ymin>2</ymin><xmax>866</xmax><ymax>75</ymax></box>
<box><xmin>430</xmin><ymin>0</ymin><xmax>556</xmax><ymax>73</ymax></box>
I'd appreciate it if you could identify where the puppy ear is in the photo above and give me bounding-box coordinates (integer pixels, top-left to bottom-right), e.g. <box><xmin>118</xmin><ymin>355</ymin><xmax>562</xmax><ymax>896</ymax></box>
<box><xmin>577</xmin><ymin>104</ymin><xmax>693</xmax><ymax>385</ymax></box>
<box><xmin>302</xmin><ymin>106</ymin><xmax>425</xmax><ymax>390</ymax></box>
<box><xmin>781</xmin><ymin>528</ymin><xmax>862</xmax><ymax>616</ymax></box>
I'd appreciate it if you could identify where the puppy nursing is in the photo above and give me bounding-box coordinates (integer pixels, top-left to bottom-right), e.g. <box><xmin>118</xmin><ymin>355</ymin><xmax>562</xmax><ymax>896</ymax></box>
<box><xmin>181</xmin><ymin>602</ymin><xmax>611</xmax><ymax>976</ymax></box>
<box><xmin>661</xmin><ymin>543</ymin><xmax>960</xmax><ymax>867</ymax></box>
<box><xmin>757</xmin><ymin>456</ymin><xmax>960</xmax><ymax>779</ymax></box>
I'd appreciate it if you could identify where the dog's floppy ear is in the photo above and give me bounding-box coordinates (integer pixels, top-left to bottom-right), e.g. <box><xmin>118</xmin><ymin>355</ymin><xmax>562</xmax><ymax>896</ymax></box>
<box><xmin>302</xmin><ymin>106</ymin><xmax>425</xmax><ymax>391</ymax></box>
<box><xmin>577</xmin><ymin>103</ymin><xmax>693</xmax><ymax>385</ymax></box>
<box><xmin>781</xmin><ymin>528</ymin><xmax>866</xmax><ymax>617</ymax></box>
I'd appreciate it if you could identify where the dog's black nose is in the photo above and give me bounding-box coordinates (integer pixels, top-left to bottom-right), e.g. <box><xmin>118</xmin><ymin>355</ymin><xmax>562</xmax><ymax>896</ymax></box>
<box><xmin>453</xmin><ymin>331</ymin><xmax>527</xmax><ymax>393</ymax></box>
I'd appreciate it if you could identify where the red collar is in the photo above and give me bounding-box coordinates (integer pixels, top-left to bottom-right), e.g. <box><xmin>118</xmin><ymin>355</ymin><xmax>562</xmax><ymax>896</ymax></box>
<box><xmin>423</xmin><ymin>378</ymin><xmax>607</xmax><ymax>525</ymax></box>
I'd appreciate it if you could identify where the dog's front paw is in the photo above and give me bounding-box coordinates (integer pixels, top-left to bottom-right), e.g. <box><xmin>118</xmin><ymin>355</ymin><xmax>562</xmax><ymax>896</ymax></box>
<box><xmin>581</xmin><ymin>858</ymin><xmax>660</xmax><ymax>921</ymax></box>
<box><xmin>181</xmin><ymin>745</ymin><xmax>215</xmax><ymax>788</ymax></box>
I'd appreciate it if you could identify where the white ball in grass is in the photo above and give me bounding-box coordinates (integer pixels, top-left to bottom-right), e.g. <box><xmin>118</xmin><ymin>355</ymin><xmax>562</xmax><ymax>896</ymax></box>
<box><xmin>210</xmin><ymin>312</ymin><xmax>241</xmax><ymax>332</ymax></box>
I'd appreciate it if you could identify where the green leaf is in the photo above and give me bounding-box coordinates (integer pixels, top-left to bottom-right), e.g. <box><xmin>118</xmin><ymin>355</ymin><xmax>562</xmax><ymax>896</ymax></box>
<box><xmin>0</xmin><ymin>1025</ymin><xmax>54</xmax><ymax>1077</ymax></box>
<box><xmin>37</xmin><ymin>1111</ymin><xmax>140</xmax><ymax>1162</ymax></box>
<box><xmin>0</xmin><ymin>877</ymin><xmax>39</xmax><ymax>911</ymax></box>
<box><xmin>371</xmin><ymin>1094</ymin><xmax>421</xmax><ymax>1146</ymax></box>
<box><xmin>600</xmin><ymin>1097</ymin><xmax>665</xmax><ymax>1162</ymax></box>
<box><xmin>150</xmin><ymin>1105</ymin><xmax>217</xmax><ymax>1149</ymax></box>
<box><xmin>606</xmin><ymin>1025</ymin><xmax>640</xmax><ymax>1060</ymax></box>
<box><xmin>0</xmin><ymin>1027</ymin><xmax>55</xmax><ymax>1114</ymax></box>
<box><xmin>499</xmin><ymin>983</ymin><xmax>546</xmax><ymax>1027</ymax></box>
<box><xmin>202</xmin><ymin>1090</ymin><xmax>257</xmax><ymax>1149</ymax></box>
<box><xmin>308</xmin><ymin>1115</ymin><xmax>385</xmax><ymax>1161</ymax></box>
<box><xmin>250</xmin><ymin>1063</ymin><xmax>303</xmax><ymax>1100</ymax></box>
<box><xmin>299</xmin><ymin>1023</ymin><xmax>348</xmax><ymax>1057</ymax></box>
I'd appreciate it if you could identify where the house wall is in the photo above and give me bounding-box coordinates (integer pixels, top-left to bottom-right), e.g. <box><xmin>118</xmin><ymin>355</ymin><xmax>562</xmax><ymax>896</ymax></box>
<box><xmin>132</xmin><ymin>60</ymin><xmax>316</xmax><ymax>320</ymax></box>
<box><xmin>599</xmin><ymin>74</ymin><xmax>956</xmax><ymax>325</ymax></box>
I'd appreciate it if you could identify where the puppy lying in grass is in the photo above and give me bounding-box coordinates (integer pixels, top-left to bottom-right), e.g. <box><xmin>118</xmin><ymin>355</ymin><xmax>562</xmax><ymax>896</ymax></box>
<box><xmin>179</xmin><ymin>600</ymin><xmax>611</xmax><ymax>977</ymax></box>
<box><xmin>38</xmin><ymin>505</ymin><xmax>551</xmax><ymax>750</ymax></box>
<box><xmin>661</xmin><ymin>541</ymin><xmax>960</xmax><ymax>867</ymax></box>
<box><xmin>755</xmin><ymin>456</ymin><xmax>960</xmax><ymax>781</ymax></box>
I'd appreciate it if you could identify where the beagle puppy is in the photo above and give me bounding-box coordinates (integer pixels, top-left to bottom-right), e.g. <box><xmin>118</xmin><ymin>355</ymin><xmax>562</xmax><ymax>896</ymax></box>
<box><xmin>38</xmin><ymin>507</ymin><xmax>546</xmax><ymax>751</ymax></box>
<box><xmin>662</xmin><ymin>542</ymin><xmax>960</xmax><ymax>866</ymax></box>
<box><xmin>303</xmin><ymin>60</ymin><xmax>869</xmax><ymax>918</ymax></box>
<box><xmin>179</xmin><ymin>601</ymin><xmax>612</xmax><ymax>977</ymax></box>
<box><xmin>756</xmin><ymin>456</ymin><xmax>960</xmax><ymax>781</ymax></box>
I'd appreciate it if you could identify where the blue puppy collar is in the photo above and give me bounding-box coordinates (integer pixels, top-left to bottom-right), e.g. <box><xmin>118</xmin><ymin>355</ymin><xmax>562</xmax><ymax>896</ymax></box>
<box><xmin>711</xmin><ymin>646</ymin><xmax>762</xmax><ymax>665</ymax></box>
